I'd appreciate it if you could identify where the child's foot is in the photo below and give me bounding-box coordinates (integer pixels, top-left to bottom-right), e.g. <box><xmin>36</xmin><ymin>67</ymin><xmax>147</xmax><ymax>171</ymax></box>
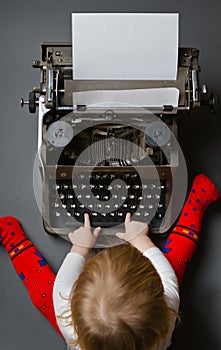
<box><xmin>0</xmin><ymin>216</ymin><xmax>27</xmax><ymax>250</ymax></box>
<box><xmin>190</xmin><ymin>173</ymin><xmax>219</xmax><ymax>203</ymax></box>
<box><xmin>177</xmin><ymin>174</ymin><xmax>219</xmax><ymax>232</ymax></box>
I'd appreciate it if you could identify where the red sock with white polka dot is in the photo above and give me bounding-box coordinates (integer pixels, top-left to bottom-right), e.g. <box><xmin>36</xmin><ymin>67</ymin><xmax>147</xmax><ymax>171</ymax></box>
<box><xmin>0</xmin><ymin>216</ymin><xmax>63</xmax><ymax>338</ymax></box>
<box><xmin>162</xmin><ymin>174</ymin><xmax>219</xmax><ymax>286</ymax></box>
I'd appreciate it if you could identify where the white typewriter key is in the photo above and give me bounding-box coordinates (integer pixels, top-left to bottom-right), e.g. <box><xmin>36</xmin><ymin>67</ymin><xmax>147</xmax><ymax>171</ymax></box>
<box><xmin>155</xmin><ymin>194</ymin><xmax>160</xmax><ymax>199</ymax></box>
<box><xmin>74</xmin><ymin>212</ymin><xmax>80</xmax><ymax>217</ymax></box>
<box><xmin>66</xmin><ymin>212</ymin><xmax>72</xmax><ymax>217</ymax></box>
<box><xmin>62</xmin><ymin>204</ymin><xmax>67</xmax><ymax>209</ymax></box>
<box><xmin>101</xmin><ymin>213</ymin><xmax>107</xmax><ymax>217</ymax></box>
<box><xmin>142</xmin><ymin>184</ymin><xmax>148</xmax><ymax>189</ymax></box>
<box><xmin>158</xmin><ymin>203</ymin><xmax>164</xmax><ymax>208</ymax></box>
<box><xmin>63</xmin><ymin>185</ymin><xmax>69</xmax><ymax>190</ymax></box>
<box><xmin>117</xmin><ymin>212</ymin><xmax>123</xmax><ymax>216</ymax></box>
<box><xmin>135</xmin><ymin>212</ymin><xmax>141</xmax><ymax>216</ymax></box>
<box><xmin>115</xmin><ymin>184</ymin><xmax>122</xmax><ymax>189</ymax></box>
<box><xmin>54</xmin><ymin>202</ymin><xmax>59</xmax><ymax>208</ymax></box>
<box><xmin>112</xmin><ymin>194</ymin><xmax>118</xmax><ymax>199</ymax></box>
<box><xmin>81</xmin><ymin>184</ymin><xmax>86</xmax><ymax>189</ymax></box>
<box><xmin>99</xmin><ymin>184</ymin><xmax>104</xmax><ymax>189</ymax></box>
<box><xmin>107</xmin><ymin>185</ymin><xmax>113</xmax><ymax>190</ymax></box>
<box><xmin>150</xmin><ymin>184</ymin><xmax>156</xmax><ymax>190</ymax></box>
<box><xmin>67</xmin><ymin>194</ymin><xmax>74</xmax><ymax>199</ymax></box>
<box><xmin>97</xmin><ymin>204</ymin><xmax>102</xmax><ymax>208</ymax></box>
<box><xmin>72</xmin><ymin>184</ymin><xmax>77</xmax><ymax>189</ymax></box>
<box><xmin>70</xmin><ymin>204</ymin><xmax>76</xmax><ymax>209</ymax></box>
<box><xmin>148</xmin><ymin>204</ymin><xmax>154</xmax><ymax>209</ymax></box>
<box><xmin>105</xmin><ymin>204</ymin><xmax>110</xmax><ymax>209</ymax></box>
<box><xmin>55</xmin><ymin>211</ymin><xmax>61</xmax><ymax>217</ymax></box>
<box><xmin>91</xmin><ymin>212</ymin><xmax>98</xmax><ymax>216</ymax></box>
<box><xmin>114</xmin><ymin>203</ymin><xmax>119</xmax><ymax>208</ymax></box>
<box><xmin>88</xmin><ymin>204</ymin><xmax>93</xmax><ymax>209</ymax></box>
<box><xmin>121</xmin><ymin>196</ymin><xmax>127</xmax><ymax>200</ymax></box>
<box><xmin>130</xmin><ymin>205</ymin><xmax>136</xmax><ymax>209</ymax></box>
<box><xmin>139</xmin><ymin>204</ymin><xmax>145</xmax><ymax>209</ymax></box>
<box><xmin>146</xmin><ymin>194</ymin><xmax>152</xmax><ymax>199</ymax></box>
<box><xmin>123</xmin><ymin>203</ymin><xmax>128</xmax><ymax>208</ymax></box>
<box><xmin>125</xmin><ymin>185</ymin><xmax>130</xmax><ymax>189</ymax></box>
<box><xmin>85</xmin><ymin>195</ymin><xmax>91</xmax><ymax>199</ymax></box>
<box><xmin>144</xmin><ymin>212</ymin><xmax>149</xmax><ymax>217</ymax></box>
<box><xmin>59</xmin><ymin>194</ymin><xmax>65</xmax><ymax>200</ymax></box>
<box><xmin>55</xmin><ymin>184</ymin><xmax>60</xmax><ymax>190</ymax></box>
<box><xmin>77</xmin><ymin>194</ymin><xmax>82</xmax><ymax>199</ymax></box>
<box><xmin>129</xmin><ymin>194</ymin><xmax>135</xmax><ymax>199</ymax></box>
<box><xmin>103</xmin><ymin>195</ymin><xmax>109</xmax><ymax>200</ymax></box>
<box><xmin>133</xmin><ymin>185</ymin><xmax>140</xmax><ymax>189</ymax></box>
<box><xmin>79</xmin><ymin>204</ymin><xmax>85</xmax><ymax>208</ymax></box>
<box><xmin>109</xmin><ymin>212</ymin><xmax>115</xmax><ymax>217</ymax></box>
<box><xmin>138</xmin><ymin>196</ymin><xmax>143</xmax><ymax>200</ymax></box>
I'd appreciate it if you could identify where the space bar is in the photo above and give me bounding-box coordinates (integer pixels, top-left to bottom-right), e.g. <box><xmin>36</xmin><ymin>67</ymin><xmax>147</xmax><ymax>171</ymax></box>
<box><xmin>65</xmin><ymin>220</ymin><xmax>124</xmax><ymax>228</ymax></box>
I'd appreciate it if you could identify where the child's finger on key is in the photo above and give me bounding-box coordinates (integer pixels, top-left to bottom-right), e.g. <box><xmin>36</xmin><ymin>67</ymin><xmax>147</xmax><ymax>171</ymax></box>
<box><xmin>125</xmin><ymin>212</ymin><xmax>131</xmax><ymax>225</ymax></box>
<box><xmin>84</xmin><ymin>213</ymin><xmax>91</xmax><ymax>227</ymax></box>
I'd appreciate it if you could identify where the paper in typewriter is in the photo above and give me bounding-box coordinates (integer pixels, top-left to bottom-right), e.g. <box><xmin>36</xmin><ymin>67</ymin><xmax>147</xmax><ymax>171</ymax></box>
<box><xmin>72</xmin><ymin>88</ymin><xmax>179</xmax><ymax>109</ymax></box>
<box><xmin>72</xmin><ymin>13</ymin><xmax>179</xmax><ymax>80</ymax></box>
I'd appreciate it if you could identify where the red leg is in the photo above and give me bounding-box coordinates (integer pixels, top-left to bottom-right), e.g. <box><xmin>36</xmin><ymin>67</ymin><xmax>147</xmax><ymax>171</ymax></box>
<box><xmin>0</xmin><ymin>216</ymin><xmax>63</xmax><ymax>339</ymax></box>
<box><xmin>162</xmin><ymin>174</ymin><xmax>219</xmax><ymax>286</ymax></box>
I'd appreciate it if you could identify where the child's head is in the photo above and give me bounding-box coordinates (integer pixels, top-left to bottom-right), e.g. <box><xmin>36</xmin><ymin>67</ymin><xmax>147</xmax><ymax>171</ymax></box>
<box><xmin>70</xmin><ymin>243</ymin><xmax>172</xmax><ymax>350</ymax></box>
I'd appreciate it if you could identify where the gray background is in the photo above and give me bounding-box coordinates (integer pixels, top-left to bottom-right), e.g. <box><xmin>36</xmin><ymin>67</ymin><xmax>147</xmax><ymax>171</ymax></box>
<box><xmin>1</xmin><ymin>0</ymin><xmax>221</xmax><ymax>349</ymax></box>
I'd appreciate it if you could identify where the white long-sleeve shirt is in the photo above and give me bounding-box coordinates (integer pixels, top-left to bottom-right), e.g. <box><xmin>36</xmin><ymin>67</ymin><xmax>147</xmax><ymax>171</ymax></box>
<box><xmin>53</xmin><ymin>247</ymin><xmax>180</xmax><ymax>350</ymax></box>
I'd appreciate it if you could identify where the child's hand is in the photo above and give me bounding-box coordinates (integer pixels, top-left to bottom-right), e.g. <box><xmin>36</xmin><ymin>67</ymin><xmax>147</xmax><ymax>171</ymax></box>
<box><xmin>116</xmin><ymin>213</ymin><xmax>149</xmax><ymax>240</ymax></box>
<box><xmin>116</xmin><ymin>213</ymin><xmax>155</xmax><ymax>252</ymax></box>
<box><xmin>69</xmin><ymin>213</ymin><xmax>101</xmax><ymax>257</ymax></box>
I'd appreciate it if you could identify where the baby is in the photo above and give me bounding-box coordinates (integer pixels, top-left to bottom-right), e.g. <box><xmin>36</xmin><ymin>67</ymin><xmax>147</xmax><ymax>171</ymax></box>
<box><xmin>53</xmin><ymin>213</ymin><xmax>179</xmax><ymax>350</ymax></box>
<box><xmin>0</xmin><ymin>174</ymin><xmax>219</xmax><ymax>349</ymax></box>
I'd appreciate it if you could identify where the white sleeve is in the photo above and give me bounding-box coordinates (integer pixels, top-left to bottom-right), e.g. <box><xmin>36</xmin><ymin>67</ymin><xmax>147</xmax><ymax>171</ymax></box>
<box><xmin>52</xmin><ymin>252</ymin><xmax>85</xmax><ymax>343</ymax></box>
<box><xmin>143</xmin><ymin>247</ymin><xmax>180</xmax><ymax>349</ymax></box>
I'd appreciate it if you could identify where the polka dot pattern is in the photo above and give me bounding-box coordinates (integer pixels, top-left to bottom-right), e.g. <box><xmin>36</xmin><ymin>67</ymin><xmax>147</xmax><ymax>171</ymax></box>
<box><xmin>163</xmin><ymin>174</ymin><xmax>219</xmax><ymax>286</ymax></box>
<box><xmin>0</xmin><ymin>216</ymin><xmax>63</xmax><ymax>337</ymax></box>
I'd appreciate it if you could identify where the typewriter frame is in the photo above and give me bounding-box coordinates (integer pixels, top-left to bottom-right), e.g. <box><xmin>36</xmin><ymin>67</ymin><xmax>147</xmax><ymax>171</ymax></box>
<box><xmin>26</xmin><ymin>43</ymin><xmax>201</xmax><ymax>242</ymax></box>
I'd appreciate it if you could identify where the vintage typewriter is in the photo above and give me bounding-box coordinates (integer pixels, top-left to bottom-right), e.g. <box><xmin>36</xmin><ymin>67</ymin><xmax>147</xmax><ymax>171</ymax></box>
<box><xmin>21</xmin><ymin>42</ymin><xmax>214</xmax><ymax>246</ymax></box>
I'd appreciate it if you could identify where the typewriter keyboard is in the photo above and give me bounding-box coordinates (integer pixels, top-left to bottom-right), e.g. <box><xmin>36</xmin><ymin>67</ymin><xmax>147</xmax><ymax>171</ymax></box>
<box><xmin>48</xmin><ymin>170</ymin><xmax>167</xmax><ymax>230</ymax></box>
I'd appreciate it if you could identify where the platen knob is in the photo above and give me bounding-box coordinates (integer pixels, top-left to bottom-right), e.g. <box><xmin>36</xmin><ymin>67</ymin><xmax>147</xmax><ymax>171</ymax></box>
<box><xmin>20</xmin><ymin>92</ymin><xmax>38</xmax><ymax>113</ymax></box>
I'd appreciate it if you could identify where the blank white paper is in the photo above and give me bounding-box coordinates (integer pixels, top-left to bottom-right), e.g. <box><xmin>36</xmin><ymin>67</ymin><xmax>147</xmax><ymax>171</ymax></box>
<box><xmin>72</xmin><ymin>13</ymin><xmax>179</xmax><ymax>80</ymax></box>
<box><xmin>72</xmin><ymin>88</ymin><xmax>179</xmax><ymax>108</ymax></box>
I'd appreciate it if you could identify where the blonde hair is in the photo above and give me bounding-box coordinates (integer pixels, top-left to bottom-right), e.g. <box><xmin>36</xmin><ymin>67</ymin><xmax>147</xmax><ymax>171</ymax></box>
<box><xmin>70</xmin><ymin>243</ymin><xmax>172</xmax><ymax>350</ymax></box>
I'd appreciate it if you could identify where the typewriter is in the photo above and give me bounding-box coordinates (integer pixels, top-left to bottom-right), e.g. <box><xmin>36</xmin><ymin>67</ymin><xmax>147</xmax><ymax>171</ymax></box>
<box><xmin>21</xmin><ymin>42</ymin><xmax>213</xmax><ymax>246</ymax></box>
